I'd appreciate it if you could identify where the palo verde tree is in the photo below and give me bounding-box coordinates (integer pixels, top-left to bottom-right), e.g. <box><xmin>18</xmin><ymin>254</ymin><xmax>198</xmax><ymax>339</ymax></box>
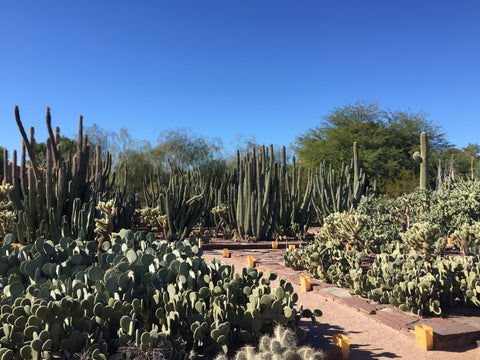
<box><xmin>294</xmin><ymin>101</ymin><xmax>451</xmax><ymax>195</ymax></box>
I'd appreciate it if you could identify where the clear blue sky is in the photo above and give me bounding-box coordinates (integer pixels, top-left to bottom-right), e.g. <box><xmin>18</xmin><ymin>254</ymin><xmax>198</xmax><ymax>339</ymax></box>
<box><xmin>1</xmin><ymin>1</ymin><xmax>479</xmax><ymax>157</ymax></box>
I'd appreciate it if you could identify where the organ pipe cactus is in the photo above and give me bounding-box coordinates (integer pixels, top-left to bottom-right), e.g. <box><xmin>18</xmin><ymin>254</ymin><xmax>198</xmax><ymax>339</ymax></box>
<box><xmin>278</xmin><ymin>146</ymin><xmax>314</xmax><ymax>238</ymax></box>
<box><xmin>236</xmin><ymin>145</ymin><xmax>279</xmax><ymax>240</ymax></box>
<box><xmin>2</xmin><ymin>107</ymin><xmax>128</xmax><ymax>244</ymax></box>
<box><xmin>312</xmin><ymin>142</ymin><xmax>366</xmax><ymax>222</ymax></box>
<box><xmin>143</xmin><ymin>165</ymin><xmax>207</xmax><ymax>240</ymax></box>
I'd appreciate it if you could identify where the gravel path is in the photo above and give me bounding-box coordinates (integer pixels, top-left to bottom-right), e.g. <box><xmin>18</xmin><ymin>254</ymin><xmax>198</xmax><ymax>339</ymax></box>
<box><xmin>203</xmin><ymin>249</ymin><xmax>480</xmax><ymax>360</ymax></box>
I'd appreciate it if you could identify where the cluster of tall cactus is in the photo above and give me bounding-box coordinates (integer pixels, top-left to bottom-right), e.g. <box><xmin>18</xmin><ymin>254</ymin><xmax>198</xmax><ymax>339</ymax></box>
<box><xmin>312</xmin><ymin>142</ymin><xmax>366</xmax><ymax>222</ymax></box>
<box><xmin>2</xmin><ymin>107</ymin><xmax>132</xmax><ymax>244</ymax></box>
<box><xmin>235</xmin><ymin>145</ymin><xmax>279</xmax><ymax>240</ymax></box>
<box><xmin>142</xmin><ymin>143</ymin><xmax>368</xmax><ymax>241</ymax></box>
<box><xmin>143</xmin><ymin>144</ymin><xmax>317</xmax><ymax>241</ymax></box>
<box><xmin>277</xmin><ymin>148</ymin><xmax>314</xmax><ymax>238</ymax></box>
<box><xmin>143</xmin><ymin>166</ymin><xmax>208</xmax><ymax>240</ymax></box>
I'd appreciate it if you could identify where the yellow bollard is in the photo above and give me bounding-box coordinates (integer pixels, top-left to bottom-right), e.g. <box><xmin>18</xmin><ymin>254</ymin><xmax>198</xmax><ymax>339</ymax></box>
<box><xmin>289</xmin><ymin>244</ymin><xmax>296</xmax><ymax>250</ymax></box>
<box><xmin>415</xmin><ymin>324</ymin><xmax>433</xmax><ymax>350</ymax></box>
<box><xmin>300</xmin><ymin>276</ymin><xmax>311</xmax><ymax>292</ymax></box>
<box><xmin>333</xmin><ymin>334</ymin><xmax>350</xmax><ymax>359</ymax></box>
<box><xmin>271</xmin><ymin>241</ymin><xmax>278</xmax><ymax>249</ymax></box>
<box><xmin>223</xmin><ymin>248</ymin><xmax>229</xmax><ymax>258</ymax></box>
<box><xmin>247</xmin><ymin>256</ymin><xmax>254</xmax><ymax>266</ymax></box>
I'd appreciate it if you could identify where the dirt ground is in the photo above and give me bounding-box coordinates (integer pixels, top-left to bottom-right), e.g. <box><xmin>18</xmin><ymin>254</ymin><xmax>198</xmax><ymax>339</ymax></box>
<box><xmin>203</xmin><ymin>249</ymin><xmax>480</xmax><ymax>360</ymax></box>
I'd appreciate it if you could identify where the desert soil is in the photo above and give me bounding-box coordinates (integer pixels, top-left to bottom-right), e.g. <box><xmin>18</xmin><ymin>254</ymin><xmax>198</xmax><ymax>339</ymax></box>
<box><xmin>203</xmin><ymin>249</ymin><xmax>480</xmax><ymax>360</ymax></box>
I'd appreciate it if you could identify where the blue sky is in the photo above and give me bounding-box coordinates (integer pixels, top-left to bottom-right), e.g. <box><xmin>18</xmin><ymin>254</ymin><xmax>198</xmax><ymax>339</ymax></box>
<box><xmin>1</xmin><ymin>1</ymin><xmax>479</xmax><ymax>157</ymax></box>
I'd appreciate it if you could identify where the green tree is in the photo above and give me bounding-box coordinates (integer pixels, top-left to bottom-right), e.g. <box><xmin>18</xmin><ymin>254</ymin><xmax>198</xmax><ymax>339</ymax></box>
<box><xmin>58</xmin><ymin>135</ymin><xmax>78</xmax><ymax>157</ymax></box>
<box><xmin>84</xmin><ymin>123</ymin><xmax>119</xmax><ymax>159</ymax></box>
<box><xmin>113</xmin><ymin>127</ymin><xmax>154</xmax><ymax>194</ymax></box>
<box><xmin>294</xmin><ymin>101</ymin><xmax>451</xmax><ymax>194</ymax></box>
<box><xmin>34</xmin><ymin>136</ymin><xmax>78</xmax><ymax>169</ymax></box>
<box><xmin>151</xmin><ymin>128</ymin><xmax>226</xmax><ymax>177</ymax></box>
<box><xmin>35</xmin><ymin>142</ymin><xmax>48</xmax><ymax>169</ymax></box>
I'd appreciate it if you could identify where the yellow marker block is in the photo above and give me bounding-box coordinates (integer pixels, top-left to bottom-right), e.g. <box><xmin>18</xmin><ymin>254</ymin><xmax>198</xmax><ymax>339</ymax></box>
<box><xmin>300</xmin><ymin>276</ymin><xmax>311</xmax><ymax>292</ymax></box>
<box><xmin>333</xmin><ymin>334</ymin><xmax>350</xmax><ymax>359</ymax></box>
<box><xmin>289</xmin><ymin>245</ymin><xmax>296</xmax><ymax>250</ymax></box>
<box><xmin>223</xmin><ymin>248</ymin><xmax>229</xmax><ymax>258</ymax></box>
<box><xmin>447</xmin><ymin>237</ymin><xmax>454</xmax><ymax>244</ymax></box>
<box><xmin>415</xmin><ymin>324</ymin><xmax>433</xmax><ymax>350</ymax></box>
<box><xmin>247</xmin><ymin>256</ymin><xmax>254</xmax><ymax>266</ymax></box>
<box><xmin>11</xmin><ymin>243</ymin><xmax>20</xmax><ymax>248</ymax></box>
<box><xmin>346</xmin><ymin>244</ymin><xmax>352</xmax><ymax>250</ymax></box>
<box><xmin>271</xmin><ymin>241</ymin><xmax>278</xmax><ymax>249</ymax></box>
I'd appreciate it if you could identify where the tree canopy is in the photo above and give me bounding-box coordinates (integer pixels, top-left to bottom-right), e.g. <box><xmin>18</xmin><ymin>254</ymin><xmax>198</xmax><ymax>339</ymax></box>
<box><xmin>294</xmin><ymin>101</ymin><xmax>451</xmax><ymax>195</ymax></box>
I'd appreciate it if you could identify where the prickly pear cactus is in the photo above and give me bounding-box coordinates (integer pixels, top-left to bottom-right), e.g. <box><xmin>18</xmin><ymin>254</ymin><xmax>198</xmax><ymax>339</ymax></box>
<box><xmin>0</xmin><ymin>229</ymin><xmax>320</xmax><ymax>358</ymax></box>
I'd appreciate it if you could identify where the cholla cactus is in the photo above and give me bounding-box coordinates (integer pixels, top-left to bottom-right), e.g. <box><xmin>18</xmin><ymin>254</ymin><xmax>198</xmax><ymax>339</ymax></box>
<box><xmin>215</xmin><ymin>326</ymin><xmax>323</xmax><ymax>360</ymax></box>
<box><xmin>401</xmin><ymin>221</ymin><xmax>441</xmax><ymax>260</ymax></box>
<box><xmin>94</xmin><ymin>199</ymin><xmax>114</xmax><ymax>242</ymax></box>
<box><xmin>0</xmin><ymin>184</ymin><xmax>16</xmax><ymax>238</ymax></box>
<box><xmin>211</xmin><ymin>203</ymin><xmax>231</xmax><ymax>238</ymax></box>
<box><xmin>452</xmin><ymin>221</ymin><xmax>480</xmax><ymax>255</ymax></box>
<box><xmin>140</xmin><ymin>206</ymin><xmax>168</xmax><ymax>238</ymax></box>
<box><xmin>316</xmin><ymin>212</ymin><xmax>368</xmax><ymax>250</ymax></box>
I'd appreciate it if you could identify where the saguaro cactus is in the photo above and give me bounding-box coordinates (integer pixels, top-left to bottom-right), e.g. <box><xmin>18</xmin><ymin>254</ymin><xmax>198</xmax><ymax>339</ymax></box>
<box><xmin>413</xmin><ymin>131</ymin><xmax>428</xmax><ymax>190</ymax></box>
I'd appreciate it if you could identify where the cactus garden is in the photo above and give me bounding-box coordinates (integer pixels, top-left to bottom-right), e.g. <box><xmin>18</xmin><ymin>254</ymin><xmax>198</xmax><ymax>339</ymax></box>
<box><xmin>0</xmin><ymin>108</ymin><xmax>327</xmax><ymax>359</ymax></box>
<box><xmin>1</xmin><ymin>106</ymin><xmax>480</xmax><ymax>358</ymax></box>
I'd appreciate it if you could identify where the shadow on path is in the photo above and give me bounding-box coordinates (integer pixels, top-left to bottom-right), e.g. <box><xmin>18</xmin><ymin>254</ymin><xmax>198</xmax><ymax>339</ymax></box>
<box><xmin>297</xmin><ymin>320</ymin><xmax>402</xmax><ymax>360</ymax></box>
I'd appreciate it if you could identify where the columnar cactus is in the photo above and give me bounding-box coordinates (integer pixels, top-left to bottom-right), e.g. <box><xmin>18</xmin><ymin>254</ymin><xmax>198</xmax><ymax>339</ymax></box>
<box><xmin>312</xmin><ymin>142</ymin><xmax>366</xmax><ymax>222</ymax></box>
<box><xmin>413</xmin><ymin>131</ymin><xmax>429</xmax><ymax>190</ymax></box>
<box><xmin>278</xmin><ymin>146</ymin><xmax>314</xmax><ymax>238</ymax></box>
<box><xmin>236</xmin><ymin>145</ymin><xmax>279</xmax><ymax>240</ymax></box>
<box><xmin>3</xmin><ymin>107</ymin><xmax>128</xmax><ymax>243</ymax></box>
